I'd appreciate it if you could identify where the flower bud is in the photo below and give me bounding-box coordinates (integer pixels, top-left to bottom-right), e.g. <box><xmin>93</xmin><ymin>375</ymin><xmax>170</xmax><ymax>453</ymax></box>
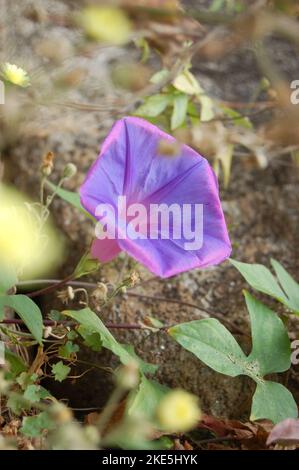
<box><xmin>92</xmin><ymin>282</ymin><xmax>108</xmax><ymax>303</ymax></box>
<box><xmin>41</xmin><ymin>151</ymin><xmax>54</xmax><ymax>177</ymax></box>
<box><xmin>63</xmin><ymin>163</ymin><xmax>77</xmax><ymax>180</ymax></box>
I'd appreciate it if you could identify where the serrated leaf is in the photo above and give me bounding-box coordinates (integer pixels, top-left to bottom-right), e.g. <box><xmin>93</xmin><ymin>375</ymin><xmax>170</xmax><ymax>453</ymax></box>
<box><xmin>23</xmin><ymin>384</ymin><xmax>50</xmax><ymax>403</ymax></box>
<box><xmin>128</xmin><ymin>375</ymin><xmax>169</xmax><ymax>420</ymax></box>
<box><xmin>21</xmin><ymin>411</ymin><xmax>54</xmax><ymax>437</ymax></box>
<box><xmin>169</xmin><ymin>318</ymin><xmax>248</xmax><ymax>377</ymax></box>
<box><xmin>58</xmin><ymin>341</ymin><xmax>80</xmax><ymax>359</ymax></box>
<box><xmin>251</xmin><ymin>381</ymin><xmax>298</xmax><ymax>424</ymax></box>
<box><xmin>245</xmin><ymin>291</ymin><xmax>291</xmax><ymax>375</ymax></box>
<box><xmin>171</xmin><ymin>94</ymin><xmax>188</xmax><ymax>130</ymax></box>
<box><xmin>0</xmin><ymin>295</ymin><xmax>43</xmax><ymax>343</ymax></box>
<box><xmin>52</xmin><ymin>361</ymin><xmax>71</xmax><ymax>382</ymax></box>
<box><xmin>64</xmin><ymin>308</ymin><xmax>157</xmax><ymax>374</ymax></box>
<box><xmin>135</xmin><ymin>94</ymin><xmax>171</xmax><ymax>118</ymax></box>
<box><xmin>271</xmin><ymin>259</ymin><xmax>299</xmax><ymax>313</ymax></box>
<box><xmin>230</xmin><ymin>259</ymin><xmax>288</xmax><ymax>303</ymax></box>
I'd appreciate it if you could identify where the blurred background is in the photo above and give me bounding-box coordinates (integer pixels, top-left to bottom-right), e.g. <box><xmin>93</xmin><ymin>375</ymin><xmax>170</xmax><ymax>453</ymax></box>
<box><xmin>0</xmin><ymin>0</ymin><xmax>299</xmax><ymax>429</ymax></box>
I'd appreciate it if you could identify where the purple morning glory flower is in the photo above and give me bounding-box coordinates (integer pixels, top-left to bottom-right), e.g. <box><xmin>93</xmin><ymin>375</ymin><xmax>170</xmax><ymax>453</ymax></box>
<box><xmin>80</xmin><ymin>116</ymin><xmax>231</xmax><ymax>278</ymax></box>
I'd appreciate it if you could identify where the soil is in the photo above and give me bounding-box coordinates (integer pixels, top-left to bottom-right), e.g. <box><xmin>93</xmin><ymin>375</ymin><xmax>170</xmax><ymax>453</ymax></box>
<box><xmin>1</xmin><ymin>0</ymin><xmax>299</xmax><ymax>420</ymax></box>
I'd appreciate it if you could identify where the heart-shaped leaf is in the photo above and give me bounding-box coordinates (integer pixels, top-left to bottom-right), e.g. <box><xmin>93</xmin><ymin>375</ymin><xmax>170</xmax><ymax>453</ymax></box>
<box><xmin>230</xmin><ymin>259</ymin><xmax>288</xmax><ymax>303</ymax></box>
<box><xmin>245</xmin><ymin>291</ymin><xmax>291</xmax><ymax>375</ymax></box>
<box><xmin>169</xmin><ymin>318</ymin><xmax>248</xmax><ymax>377</ymax></box>
<box><xmin>251</xmin><ymin>381</ymin><xmax>298</xmax><ymax>424</ymax></box>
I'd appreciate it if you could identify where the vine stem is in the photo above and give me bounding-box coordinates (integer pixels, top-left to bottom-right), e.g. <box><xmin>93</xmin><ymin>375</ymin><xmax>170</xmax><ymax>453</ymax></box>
<box><xmin>26</xmin><ymin>274</ymin><xmax>75</xmax><ymax>298</ymax></box>
<box><xmin>17</xmin><ymin>278</ymin><xmax>245</xmax><ymax>336</ymax></box>
<box><xmin>0</xmin><ymin>318</ymin><xmax>158</xmax><ymax>330</ymax></box>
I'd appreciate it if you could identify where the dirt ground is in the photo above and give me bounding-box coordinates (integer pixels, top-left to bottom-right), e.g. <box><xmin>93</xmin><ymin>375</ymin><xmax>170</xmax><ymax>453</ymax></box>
<box><xmin>1</xmin><ymin>0</ymin><xmax>299</xmax><ymax>420</ymax></box>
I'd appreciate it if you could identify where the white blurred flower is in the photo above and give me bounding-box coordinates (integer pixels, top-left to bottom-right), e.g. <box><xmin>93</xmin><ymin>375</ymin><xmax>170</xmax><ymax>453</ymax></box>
<box><xmin>2</xmin><ymin>63</ymin><xmax>30</xmax><ymax>87</ymax></box>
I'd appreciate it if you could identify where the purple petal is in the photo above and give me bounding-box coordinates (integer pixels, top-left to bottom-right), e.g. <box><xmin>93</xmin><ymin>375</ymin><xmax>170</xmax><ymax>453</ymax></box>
<box><xmin>80</xmin><ymin>116</ymin><xmax>231</xmax><ymax>278</ymax></box>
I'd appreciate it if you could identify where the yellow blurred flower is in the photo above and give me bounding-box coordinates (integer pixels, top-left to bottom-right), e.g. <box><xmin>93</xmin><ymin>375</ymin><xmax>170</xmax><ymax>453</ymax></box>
<box><xmin>79</xmin><ymin>6</ymin><xmax>132</xmax><ymax>45</ymax></box>
<box><xmin>2</xmin><ymin>63</ymin><xmax>30</xmax><ymax>87</ymax></box>
<box><xmin>0</xmin><ymin>185</ymin><xmax>63</xmax><ymax>279</ymax></box>
<box><xmin>157</xmin><ymin>389</ymin><xmax>201</xmax><ymax>432</ymax></box>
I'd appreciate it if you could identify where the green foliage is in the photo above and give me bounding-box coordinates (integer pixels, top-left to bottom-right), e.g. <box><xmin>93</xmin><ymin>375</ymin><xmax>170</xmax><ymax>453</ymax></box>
<box><xmin>78</xmin><ymin>326</ymin><xmax>102</xmax><ymax>351</ymax></box>
<box><xmin>251</xmin><ymin>382</ymin><xmax>298</xmax><ymax>424</ymax></box>
<box><xmin>58</xmin><ymin>341</ymin><xmax>80</xmax><ymax>359</ymax></box>
<box><xmin>73</xmin><ymin>251</ymin><xmax>100</xmax><ymax>279</ymax></box>
<box><xmin>51</xmin><ymin>361</ymin><xmax>71</xmax><ymax>382</ymax></box>
<box><xmin>0</xmin><ymin>263</ymin><xmax>17</xmax><ymax>294</ymax></box>
<box><xmin>135</xmin><ymin>94</ymin><xmax>171</xmax><ymax>118</ymax></box>
<box><xmin>45</xmin><ymin>181</ymin><xmax>95</xmax><ymax>220</ymax></box>
<box><xmin>169</xmin><ymin>291</ymin><xmax>297</xmax><ymax>423</ymax></box>
<box><xmin>230</xmin><ymin>258</ymin><xmax>299</xmax><ymax>314</ymax></box>
<box><xmin>0</xmin><ymin>295</ymin><xmax>43</xmax><ymax>344</ymax></box>
<box><xmin>21</xmin><ymin>412</ymin><xmax>54</xmax><ymax>438</ymax></box>
<box><xmin>135</xmin><ymin>68</ymin><xmax>214</xmax><ymax>131</ymax></box>
<box><xmin>64</xmin><ymin>308</ymin><xmax>158</xmax><ymax>374</ymax></box>
<box><xmin>5</xmin><ymin>349</ymin><xmax>27</xmax><ymax>377</ymax></box>
<box><xmin>128</xmin><ymin>375</ymin><xmax>169</xmax><ymax>421</ymax></box>
<box><xmin>23</xmin><ymin>384</ymin><xmax>50</xmax><ymax>403</ymax></box>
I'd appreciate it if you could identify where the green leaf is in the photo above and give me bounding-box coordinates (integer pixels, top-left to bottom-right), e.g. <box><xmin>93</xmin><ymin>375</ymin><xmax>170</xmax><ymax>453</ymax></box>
<box><xmin>169</xmin><ymin>318</ymin><xmax>248</xmax><ymax>377</ymax></box>
<box><xmin>210</xmin><ymin>0</ymin><xmax>225</xmax><ymax>12</ymax></box>
<box><xmin>78</xmin><ymin>326</ymin><xmax>102</xmax><ymax>351</ymax></box>
<box><xmin>0</xmin><ymin>295</ymin><xmax>43</xmax><ymax>343</ymax></box>
<box><xmin>0</xmin><ymin>263</ymin><xmax>17</xmax><ymax>295</ymax></box>
<box><xmin>121</xmin><ymin>344</ymin><xmax>158</xmax><ymax>375</ymax></box>
<box><xmin>171</xmin><ymin>94</ymin><xmax>188</xmax><ymax>130</ymax></box>
<box><xmin>5</xmin><ymin>349</ymin><xmax>27</xmax><ymax>377</ymax></box>
<box><xmin>221</xmin><ymin>106</ymin><xmax>253</xmax><ymax>129</ymax></box>
<box><xmin>198</xmin><ymin>94</ymin><xmax>214</xmax><ymax>122</ymax></box>
<box><xmin>251</xmin><ymin>381</ymin><xmax>298</xmax><ymax>424</ymax></box>
<box><xmin>135</xmin><ymin>94</ymin><xmax>171</xmax><ymax>118</ymax></box>
<box><xmin>21</xmin><ymin>412</ymin><xmax>54</xmax><ymax>437</ymax></box>
<box><xmin>230</xmin><ymin>259</ymin><xmax>288</xmax><ymax>303</ymax></box>
<box><xmin>51</xmin><ymin>361</ymin><xmax>71</xmax><ymax>382</ymax></box>
<box><xmin>150</xmin><ymin>69</ymin><xmax>170</xmax><ymax>85</ymax></box>
<box><xmin>73</xmin><ymin>251</ymin><xmax>100</xmax><ymax>279</ymax></box>
<box><xmin>45</xmin><ymin>181</ymin><xmax>95</xmax><ymax>220</ymax></box>
<box><xmin>64</xmin><ymin>308</ymin><xmax>157</xmax><ymax>374</ymax></box>
<box><xmin>23</xmin><ymin>384</ymin><xmax>50</xmax><ymax>403</ymax></box>
<box><xmin>7</xmin><ymin>392</ymin><xmax>30</xmax><ymax>415</ymax></box>
<box><xmin>214</xmin><ymin>144</ymin><xmax>234</xmax><ymax>188</ymax></box>
<box><xmin>173</xmin><ymin>70</ymin><xmax>200</xmax><ymax>95</ymax></box>
<box><xmin>128</xmin><ymin>375</ymin><xmax>169</xmax><ymax>421</ymax></box>
<box><xmin>58</xmin><ymin>341</ymin><xmax>80</xmax><ymax>359</ymax></box>
<box><xmin>271</xmin><ymin>259</ymin><xmax>299</xmax><ymax>313</ymax></box>
<box><xmin>245</xmin><ymin>291</ymin><xmax>291</xmax><ymax>375</ymax></box>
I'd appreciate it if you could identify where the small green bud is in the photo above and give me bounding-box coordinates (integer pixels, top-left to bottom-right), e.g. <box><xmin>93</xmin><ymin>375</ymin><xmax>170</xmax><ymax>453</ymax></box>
<box><xmin>63</xmin><ymin>163</ymin><xmax>77</xmax><ymax>180</ymax></box>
